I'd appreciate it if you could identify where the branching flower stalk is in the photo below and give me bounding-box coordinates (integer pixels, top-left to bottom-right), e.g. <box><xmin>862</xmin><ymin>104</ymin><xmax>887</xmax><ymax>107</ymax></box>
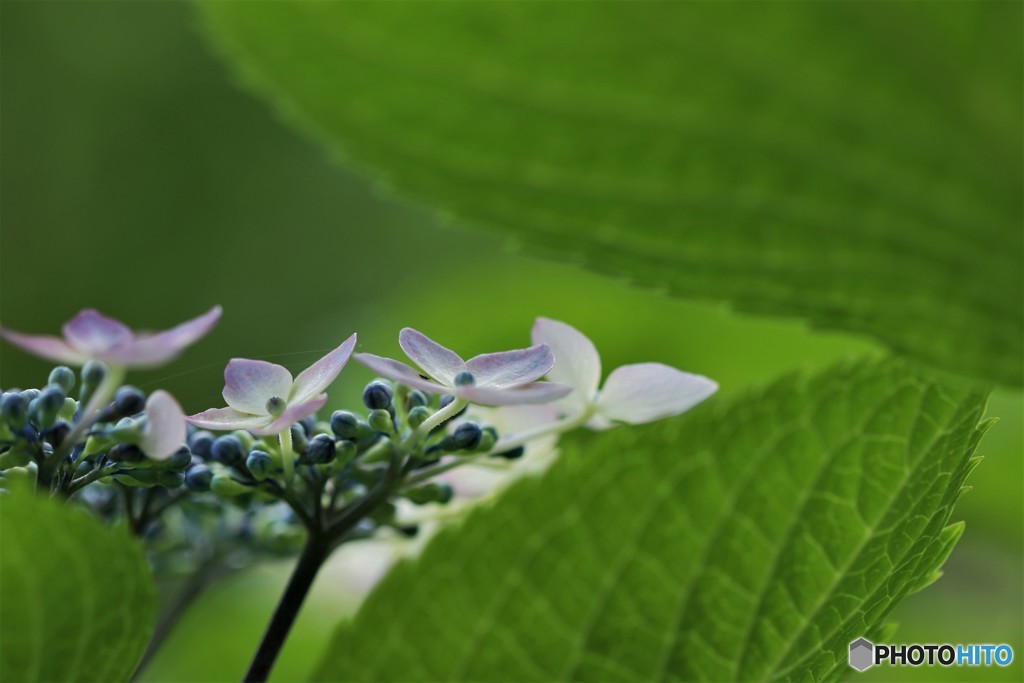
<box><xmin>0</xmin><ymin>312</ymin><xmax>717</xmax><ymax>682</ymax></box>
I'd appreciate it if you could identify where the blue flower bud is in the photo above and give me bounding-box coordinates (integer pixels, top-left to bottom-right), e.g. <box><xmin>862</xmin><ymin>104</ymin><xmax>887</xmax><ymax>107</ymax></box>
<box><xmin>48</xmin><ymin>366</ymin><xmax>76</xmax><ymax>393</ymax></box>
<box><xmin>1</xmin><ymin>392</ymin><xmax>28</xmax><ymax>430</ymax></box>
<box><xmin>163</xmin><ymin>446</ymin><xmax>192</xmax><ymax>471</ymax></box>
<box><xmin>494</xmin><ymin>445</ymin><xmax>525</xmax><ymax>460</ymax></box>
<box><xmin>44</xmin><ymin>421</ymin><xmax>71</xmax><ymax>449</ymax></box>
<box><xmin>265</xmin><ymin>396</ymin><xmax>286</xmax><ymax>417</ymax></box>
<box><xmin>188</xmin><ymin>430</ymin><xmax>215</xmax><ymax>459</ymax></box>
<box><xmin>368</xmin><ymin>409</ymin><xmax>393</xmax><ymax>433</ymax></box>
<box><xmin>407</xmin><ymin>406</ymin><xmax>430</xmax><ymax>428</ymax></box>
<box><xmin>19</xmin><ymin>388</ymin><xmax>41</xmax><ymax>403</ymax></box>
<box><xmin>451</xmin><ymin>422</ymin><xmax>483</xmax><ymax>450</ymax></box>
<box><xmin>35</xmin><ymin>386</ymin><xmax>65</xmax><ymax>428</ymax></box>
<box><xmin>305</xmin><ymin>434</ymin><xmax>336</xmax><ymax>464</ymax></box>
<box><xmin>108</xmin><ymin>443</ymin><xmax>145</xmax><ymax>462</ymax></box>
<box><xmin>82</xmin><ymin>361</ymin><xmax>107</xmax><ymax>386</ymax></box>
<box><xmin>454</xmin><ymin>371</ymin><xmax>475</xmax><ymax>387</ymax></box>
<box><xmin>299</xmin><ymin>416</ymin><xmax>316</xmax><ymax>437</ymax></box>
<box><xmin>362</xmin><ymin>381</ymin><xmax>393</xmax><ymax>410</ymax></box>
<box><xmin>246</xmin><ymin>450</ymin><xmax>274</xmax><ymax>480</ymax></box>
<box><xmin>114</xmin><ymin>386</ymin><xmax>146</xmax><ymax>416</ymax></box>
<box><xmin>211</xmin><ymin>435</ymin><xmax>245</xmax><ymax>466</ymax></box>
<box><xmin>406</xmin><ymin>390</ymin><xmax>428</xmax><ymax>408</ymax></box>
<box><xmin>330</xmin><ymin>410</ymin><xmax>359</xmax><ymax>439</ymax></box>
<box><xmin>184</xmin><ymin>464</ymin><xmax>213</xmax><ymax>490</ymax></box>
<box><xmin>290</xmin><ymin>424</ymin><xmax>308</xmax><ymax>454</ymax></box>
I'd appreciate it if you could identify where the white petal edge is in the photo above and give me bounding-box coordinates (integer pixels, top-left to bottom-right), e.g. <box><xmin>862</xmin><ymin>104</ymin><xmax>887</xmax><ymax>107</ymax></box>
<box><xmin>186</xmin><ymin>406</ymin><xmax>272</xmax><ymax>432</ymax></box>
<box><xmin>139</xmin><ymin>390</ymin><xmax>187</xmax><ymax>460</ymax></box>
<box><xmin>290</xmin><ymin>333</ymin><xmax>357</xmax><ymax>404</ymax></box>
<box><xmin>457</xmin><ymin>381</ymin><xmax>573</xmax><ymax>406</ymax></box>
<box><xmin>354</xmin><ymin>353</ymin><xmax>451</xmax><ymax>395</ymax></box>
<box><xmin>398</xmin><ymin>328</ymin><xmax>465</xmax><ymax>385</ymax></box>
<box><xmin>465</xmin><ymin>344</ymin><xmax>555</xmax><ymax>389</ymax></box>
<box><xmin>531</xmin><ymin>317</ymin><xmax>601</xmax><ymax>412</ymax></box>
<box><xmin>596</xmin><ymin>363</ymin><xmax>718</xmax><ymax>425</ymax></box>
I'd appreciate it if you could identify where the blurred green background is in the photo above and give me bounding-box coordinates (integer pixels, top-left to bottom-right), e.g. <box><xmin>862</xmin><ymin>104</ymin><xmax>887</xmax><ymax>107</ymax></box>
<box><xmin>1</xmin><ymin>3</ymin><xmax>1019</xmax><ymax>682</ymax></box>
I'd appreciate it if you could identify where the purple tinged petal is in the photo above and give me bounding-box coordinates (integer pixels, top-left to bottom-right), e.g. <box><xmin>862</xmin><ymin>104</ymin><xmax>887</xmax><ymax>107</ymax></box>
<box><xmin>596</xmin><ymin>363</ymin><xmax>718</xmax><ymax>425</ymax></box>
<box><xmin>62</xmin><ymin>309</ymin><xmax>134</xmax><ymax>355</ymax></box>
<box><xmin>139</xmin><ymin>390</ymin><xmax>187</xmax><ymax>460</ymax></box>
<box><xmin>466</xmin><ymin>344</ymin><xmax>555</xmax><ymax>389</ymax></box>
<box><xmin>398</xmin><ymin>328</ymin><xmax>465</xmax><ymax>385</ymax></box>
<box><xmin>111</xmin><ymin>306</ymin><xmax>222</xmax><ymax>368</ymax></box>
<box><xmin>531</xmin><ymin>318</ymin><xmax>601</xmax><ymax>411</ymax></box>
<box><xmin>290</xmin><ymin>333</ymin><xmax>357</xmax><ymax>405</ymax></box>
<box><xmin>222</xmin><ymin>359</ymin><xmax>293</xmax><ymax>415</ymax></box>
<box><xmin>186</xmin><ymin>407</ymin><xmax>272</xmax><ymax>432</ymax></box>
<box><xmin>456</xmin><ymin>381</ymin><xmax>572</xmax><ymax>406</ymax></box>
<box><xmin>250</xmin><ymin>395</ymin><xmax>328</xmax><ymax>436</ymax></box>
<box><xmin>354</xmin><ymin>353</ymin><xmax>450</xmax><ymax>395</ymax></box>
<box><xmin>0</xmin><ymin>328</ymin><xmax>89</xmax><ymax>365</ymax></box>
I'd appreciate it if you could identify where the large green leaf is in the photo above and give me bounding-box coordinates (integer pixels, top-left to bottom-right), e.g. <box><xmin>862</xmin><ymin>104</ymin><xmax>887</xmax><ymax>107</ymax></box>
<box><xmin>314</xmin><ymin>359</ymin><xmax>988</xmax><ymax>681</ymax></box>
<box><xmin>198</xmin><ymin>1</ymin><xmax>1023</xmax><ymax>386</ymax></box>
<box><xmin>0</xmin><ymin>493</ymin><xmax>157</xmax><ymax>682</ymax></box>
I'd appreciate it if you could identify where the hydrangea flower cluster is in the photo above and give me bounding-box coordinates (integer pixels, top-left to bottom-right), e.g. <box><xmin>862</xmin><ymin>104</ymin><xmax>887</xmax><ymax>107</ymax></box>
<box><xmin>0</xmin><ymin>307</ymin><xmax>717</xmax><ymax>682</ymax></box>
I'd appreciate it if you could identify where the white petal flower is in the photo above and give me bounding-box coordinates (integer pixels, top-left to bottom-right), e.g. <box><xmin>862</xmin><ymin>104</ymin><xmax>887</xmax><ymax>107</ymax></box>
<box><xmin>531</xmin><ymin>317</ymin><xmax>717</xmax><ymax>428</ymax></box>
<box><xmin>188</xmin><ymin>334</ymin><xmax>356</xmax><ymax>436</ymax></box>
<box><xmin>355</xmin><ymin>328</ymin><xmax>572</xmax><ymax>406</ymax></box>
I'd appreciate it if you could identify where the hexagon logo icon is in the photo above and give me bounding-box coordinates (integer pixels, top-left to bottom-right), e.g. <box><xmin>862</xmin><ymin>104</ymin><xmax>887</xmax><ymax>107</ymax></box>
<box><xmin>849</xmin><ymin>638</ymin><xmax>875</xmax><ymax>672</ymax></box>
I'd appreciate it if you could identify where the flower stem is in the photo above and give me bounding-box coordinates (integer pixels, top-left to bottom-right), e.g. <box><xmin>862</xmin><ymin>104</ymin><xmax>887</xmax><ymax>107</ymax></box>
<box><xmin>243</xmin><ymin>532</ymin><xmax>330</xmax><ymax>683</ymax></box>
<box><xmin>279</xmin><ymin>427</ymin><xmax>295</xmax><ymax>482</ymax></box>
<box><xmin>402</xmin><ymin>397</ymin><xmax>466</xmax><ymax>451</ymax></box>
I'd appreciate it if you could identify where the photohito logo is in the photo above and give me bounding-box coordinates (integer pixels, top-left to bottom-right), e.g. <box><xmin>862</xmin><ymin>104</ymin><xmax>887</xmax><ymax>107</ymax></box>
<box><xmin>848</xmin><ymin>638</ymin><xmax>1014</xmax><ymax>672</ymax></box>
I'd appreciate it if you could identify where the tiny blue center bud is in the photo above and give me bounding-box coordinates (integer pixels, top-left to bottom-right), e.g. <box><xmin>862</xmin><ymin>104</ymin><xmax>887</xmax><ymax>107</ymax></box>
<box><xmin>362</xmin><ymin>381</ymin><xmax>394</xmax><ymax>410</ymax></box>
<box><xmin>266</xmin><ymin>396</ymin><xmax>287</xmax><ymax>417</ymax></box>
<box><xmin>454</xmin><ymin>371</ymin><xmax>475</xmax><ymax>387</ymax></box>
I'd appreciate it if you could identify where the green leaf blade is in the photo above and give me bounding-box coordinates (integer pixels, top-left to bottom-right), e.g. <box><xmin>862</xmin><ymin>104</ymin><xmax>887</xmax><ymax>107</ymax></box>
<box><xmin>0</xmin><ymin>494</ymin><xmax>157</xmax><ymax>683</ymax></box>
<box><xmin>314</xmin><ymin>359</ymin><xmax>988</xmax><ymax>681</ymax></box>
<box><xmin>198</xmin><ymin>1</ymin><xmax>1023</xmax><ymax>385</ymax></box>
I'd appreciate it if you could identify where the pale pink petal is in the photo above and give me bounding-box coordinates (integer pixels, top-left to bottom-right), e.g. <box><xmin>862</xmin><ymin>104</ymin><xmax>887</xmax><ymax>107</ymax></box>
<box><xmin>290</xmin><ymin>333</ymin><xmax>357</xmax><ymax>404</ymax></box>
<box><xmin>456</xmin><ymin>381</ymin><xmax>572</xmax><ymax>406</ymax></box>
<box><xmin>111</xmin><ymin>306</ymin><xmax>222</xmax><ymax>367</ymax></box>
<box><xmin>139</xmin><ymin>390</ymin><xmax>187</xmax><ymax>460</ymax></box>
<box><xmin>0</xmin><ymin>328</ymin><xmax>89</xmax><ymax>365</ymax></box>
<box><xmin>186</xmin><ymin>406</ymin><xmax>272</xmax><ymax>432</ymax></box>
<box><xmin>531</xmin><ymin>318</ymin><xmax>601</xmax><ymax>412</ymax></box>
<box><xmin>465</xmin><ymin>344</ymin><xmax>555</xmax><ymax>389</ymax></box>
<box><xmin>398</xmin><ymin>328</ymin><xmax>465</xmax><ymax>385</ymax></box>
<box><xmin>62</xmin><ymin>309</ymin><xmax>134</xmax><ymax>355</ymax></box>
<box><xmin>596</xmin><ymin>363</ymin><xmax>718</xmax><ymax>425</ymax></box>
<box><xmin>223</xmin><ymin>359</ymin><xmax>293</xmax><ymax>415</ymax></box>
<box><xmin>250</xmin><ymin>395</ymin><xmax>328</xmax><ymax>436</ymax></box>
<box><xmin>354</xmin><ymin>353</ymin><xmax>449</xmax><ymax>395</ymax></box>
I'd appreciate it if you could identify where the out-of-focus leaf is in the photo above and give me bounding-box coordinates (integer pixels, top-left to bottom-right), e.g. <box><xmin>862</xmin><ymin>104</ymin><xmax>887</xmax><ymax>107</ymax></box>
<box><xmin>313</xmin><ymin>359</ymin><xmax>988</xmax><ymax>681</ymax></box>
<box><xmin>0</xmin><ymin>493</ymin><xmax>156</xmax><ymax>682</ymax></box>
<box><xmin>198</xmin><ymin>1</ymin><xmax>1022</xmax><ymax>385</ymax></box>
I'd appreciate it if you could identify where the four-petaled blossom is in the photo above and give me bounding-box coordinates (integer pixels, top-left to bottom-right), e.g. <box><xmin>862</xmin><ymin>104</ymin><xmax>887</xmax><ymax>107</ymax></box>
<box><xmin>139</xmin><ymin>390</ymin><xmax>187</xmax><ymax>460</ymax></box>
<box><xmin>355</xmin><ymin>328</ymin><xmax>571</xmax><ymax>406</ymax></box>
<box><xmin>188</xmin><ymin>334</ymin><xmax>357</xmax><ymax>436</ymax></box>
<box><xmin>0</xmin><ymin>307</ymin><xmax>222</xmax><ymax>369</ymax></box>
<box><xmin>532</xmin><ymin>317</ymin><xmax>718</xmax><ymax>428</ymax></box>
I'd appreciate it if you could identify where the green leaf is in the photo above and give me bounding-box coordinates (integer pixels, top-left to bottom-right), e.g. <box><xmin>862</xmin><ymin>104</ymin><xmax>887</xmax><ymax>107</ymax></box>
<box><xmin>314</xmin><ymin>359</ymin><xmax>988</xmax><ymax>681</ymax></box>
<box><xmin>197</xmin><ymin>1</ymin><xmax>1023</xmax><ymax>386</ymax></box>
<box><xmin>0</xmin><ymin>493</ymin><xmax>157</xmax><ymax>682</ymax></box>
